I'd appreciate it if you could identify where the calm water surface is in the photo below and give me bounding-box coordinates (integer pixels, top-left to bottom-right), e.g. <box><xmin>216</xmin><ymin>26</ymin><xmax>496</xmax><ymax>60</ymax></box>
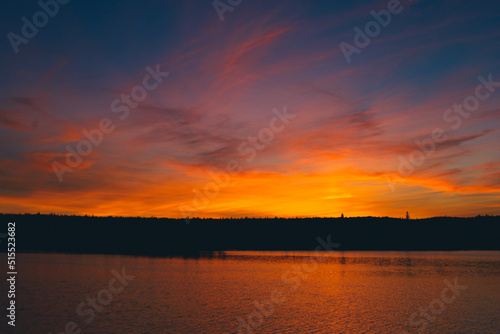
<box><xmin>4</xmin><ymin>251</ymin><xmax>500</xmax><ymax>334</ymax></box>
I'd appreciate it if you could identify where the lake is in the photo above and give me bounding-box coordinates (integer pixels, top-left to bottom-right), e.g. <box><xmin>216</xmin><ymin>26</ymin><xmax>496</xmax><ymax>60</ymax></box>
<box><xmin>4</xmin><ymin>251</ymin><xmax>500</xmax><ymax>333</ymax></box>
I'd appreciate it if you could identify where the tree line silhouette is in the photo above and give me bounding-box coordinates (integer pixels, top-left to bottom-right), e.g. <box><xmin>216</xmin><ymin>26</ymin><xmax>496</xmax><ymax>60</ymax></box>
<box><xmin>1</xmin><ymin>213</ymin><xmax>499</xmax><ymax>256</ymax></box>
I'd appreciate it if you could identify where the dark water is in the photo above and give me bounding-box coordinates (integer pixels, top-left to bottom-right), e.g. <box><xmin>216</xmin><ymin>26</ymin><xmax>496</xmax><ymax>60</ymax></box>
<box><xmin>2</xmin><ymin>251</ymin><xmax>500</xmax><ymax>333</ymax></box>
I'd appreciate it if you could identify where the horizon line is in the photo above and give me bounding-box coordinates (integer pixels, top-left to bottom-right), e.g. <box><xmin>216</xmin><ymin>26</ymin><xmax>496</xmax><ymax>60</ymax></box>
<box><xmin>1</xmin><ymin>212</ymin><xmax>499</xmax><ymax>220</ymax></box>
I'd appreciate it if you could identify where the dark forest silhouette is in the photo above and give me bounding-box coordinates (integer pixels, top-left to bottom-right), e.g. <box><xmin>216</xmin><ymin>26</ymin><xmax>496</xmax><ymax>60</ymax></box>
<box><xmin>1</xmin><ymin>213</ymin><xmax>499</xmax><ymax>256</ymax></box>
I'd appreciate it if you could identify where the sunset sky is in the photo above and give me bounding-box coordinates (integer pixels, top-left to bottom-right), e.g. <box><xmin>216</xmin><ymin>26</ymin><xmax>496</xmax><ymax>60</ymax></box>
<box><xmin>1</xmin><ymin>0</ymin><xmax>499</xmax><ymax>218</ymax></box>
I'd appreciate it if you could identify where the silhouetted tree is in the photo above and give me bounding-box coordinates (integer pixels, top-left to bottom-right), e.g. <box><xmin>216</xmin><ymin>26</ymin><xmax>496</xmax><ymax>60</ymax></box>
<box><xmin>341</xmin><ymin>213</ymin><xmax>344</xmax><ymax>218</ymax></box>
<box><xmin>406</xmin><ymin>211</ymin><xmax>410</xmax><ymax>220</ymax></box>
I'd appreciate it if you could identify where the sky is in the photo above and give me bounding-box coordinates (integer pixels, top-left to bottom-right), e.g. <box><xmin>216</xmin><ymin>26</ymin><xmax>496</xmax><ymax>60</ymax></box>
<box><xmin>0</xmin><ymin>0</ymin><xmax>499</xmax><ymax>218</ymax></box>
